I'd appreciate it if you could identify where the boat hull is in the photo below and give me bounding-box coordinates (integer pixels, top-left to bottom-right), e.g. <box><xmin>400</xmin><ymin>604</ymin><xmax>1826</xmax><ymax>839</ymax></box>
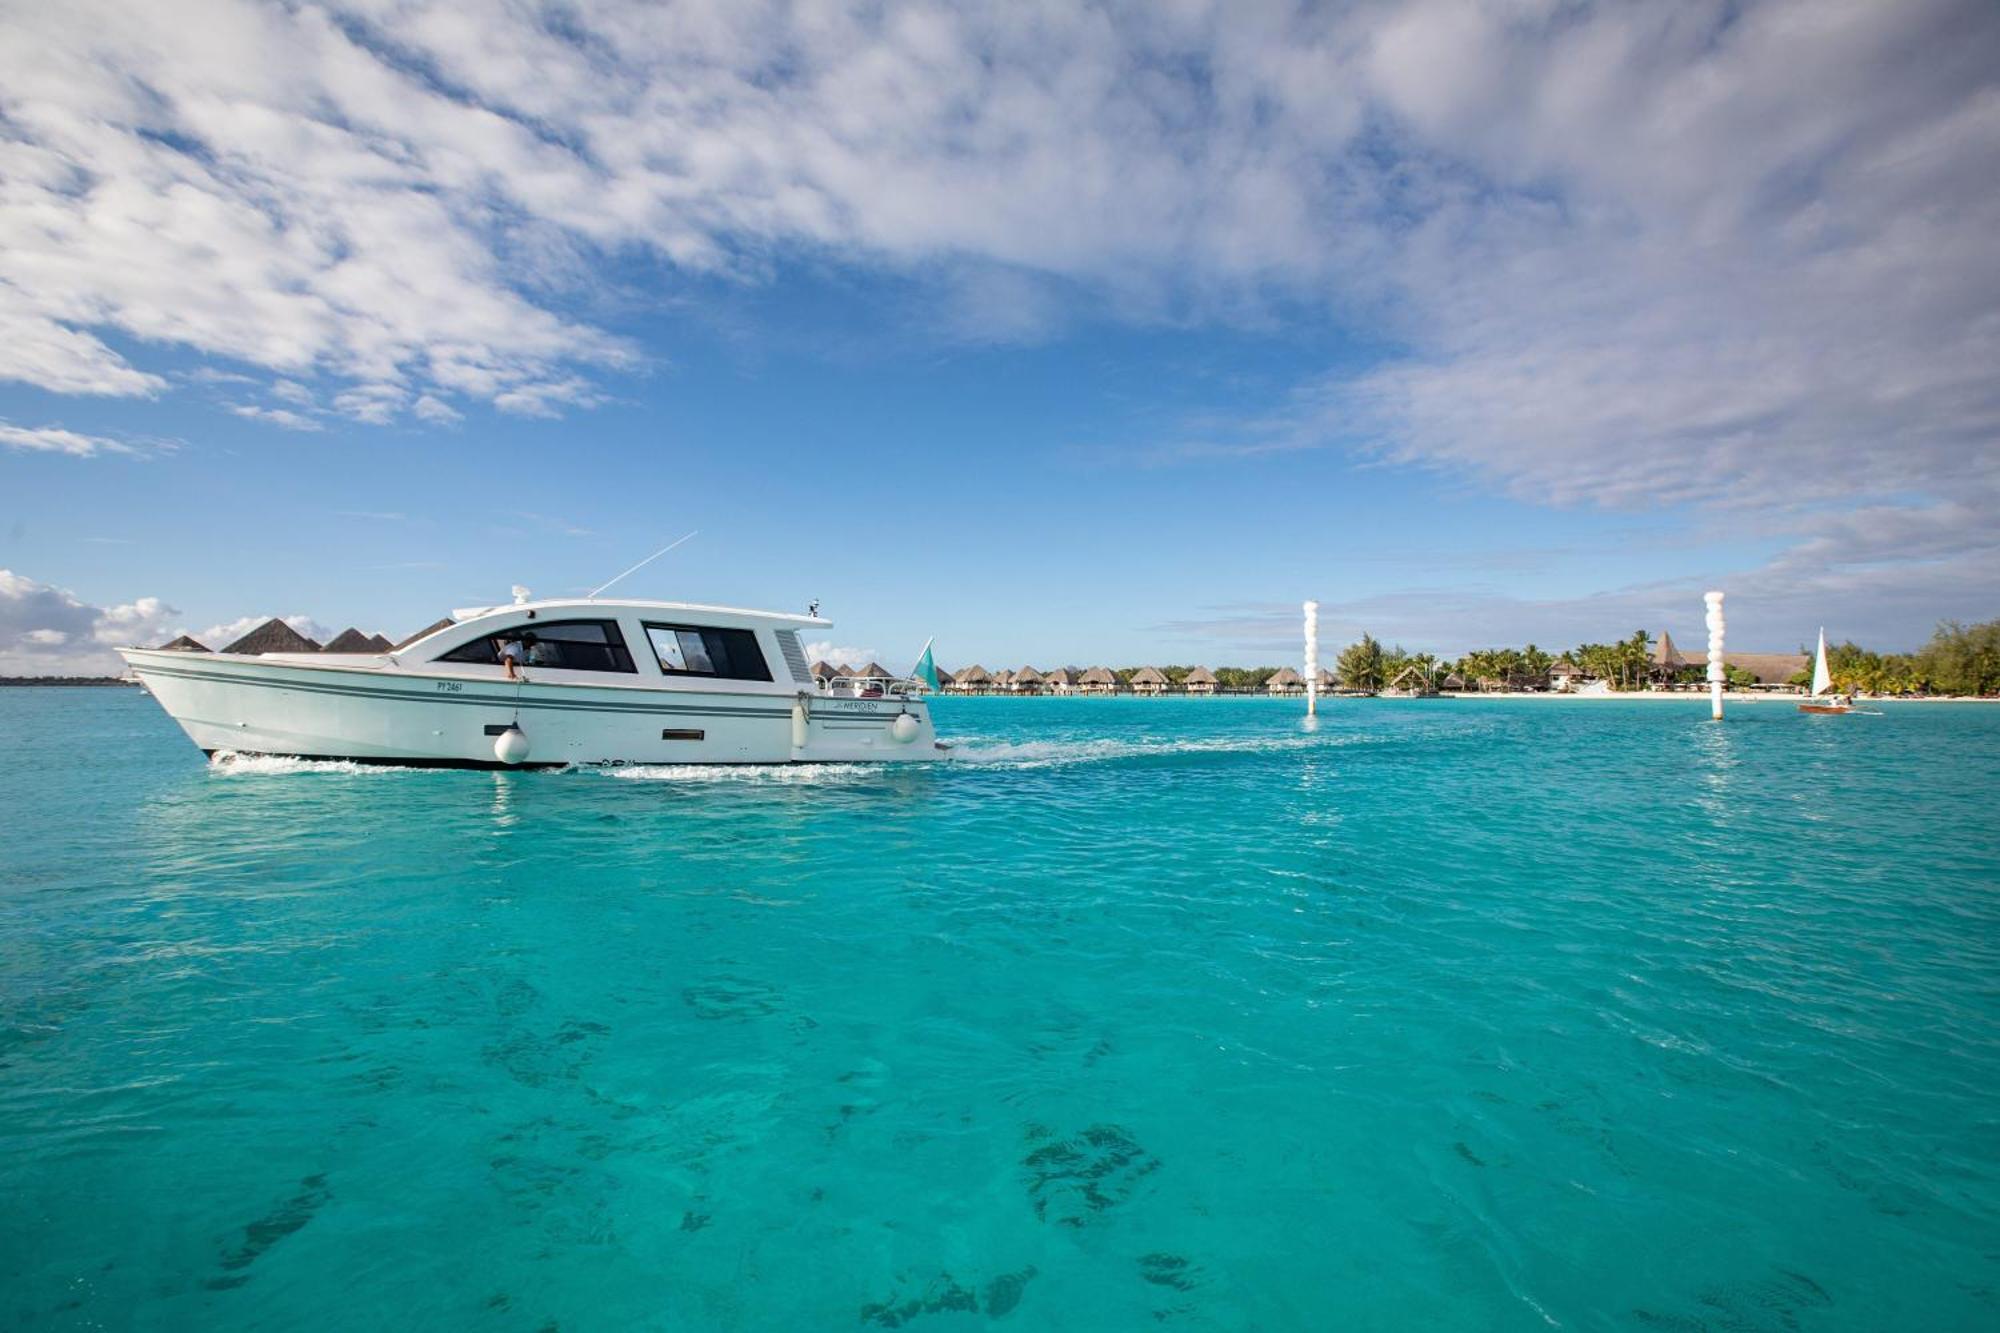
<box><xmin>119</xmin><ymin>650</ymin><xmax>945</xmax><ymax>766</ymax></box>
<box><xmin>1797</xmin><ymin>703</ymin><xmax>1853</xmax><ymax>714</ymax></box>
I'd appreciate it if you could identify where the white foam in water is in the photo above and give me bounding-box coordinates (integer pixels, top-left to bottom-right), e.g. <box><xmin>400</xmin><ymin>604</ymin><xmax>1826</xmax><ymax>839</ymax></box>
<box><xmin>597</xmin><ymin>763</ymin><xmax>876</xmax><ymax>785</ymax></box>
<box><xmin>208</xmin><ymin>751</ymin><xmax>402</xmax><ymax>776</ymax></box>
<box><xmin>952</xmin><ymin>733</ymin><xmax>1335</xmax><ymax>770</ymax></box>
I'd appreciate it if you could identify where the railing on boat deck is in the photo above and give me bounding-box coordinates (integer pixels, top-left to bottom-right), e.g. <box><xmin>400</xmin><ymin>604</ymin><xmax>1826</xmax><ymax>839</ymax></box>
<box><xmin>821</xmin><ymin>674</ymin><xmax>926</xmax><ymax>699</ymax></box>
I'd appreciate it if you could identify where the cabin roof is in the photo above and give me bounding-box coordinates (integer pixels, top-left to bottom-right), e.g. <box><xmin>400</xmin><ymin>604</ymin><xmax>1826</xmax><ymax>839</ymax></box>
<box><xmin>393</xmin><ymin>617</ymin><xmax>457</xmax><ymax>651</ymax></box>
<box><xmin>1129</xmin><ymin>666</ymin><xmax>1168</xmax><ymax>685</ymax></box>
<box><xmin>1043</xmin><ymin>667</ymin><xmax>1077</xmax><ymax>684</ymax></box>
<box><xmin>223</xmin><ymin>618</ymin><xmax>322</xmax><ymax>655</ymax></box>
<box><xmin>1185</xmin><ymin>666</ymin><xmax>1217</xmax><ymax>683</ymax></box>
<box><xmin>449</xmin><ymin>597</ymin><xmax>830</xmax><ymax>628</ymax></box>
<box><xmin>954</xmin><ymin>664</ymin><xmax>992</xmax><ymax>683</ymax></box>
<box><xmin>1013</xmin><ymin>665</ymin><xmax>1045</xmax><ymax>682</ymax></box>
<box><xmin>1078</xmin><ymin>666</ymin><xmax>1117</xmax><ymax>685</ymax></box>
<box><xmin>1267</xmin><ymin>666</ymin><xmax>1304</xmax><ymax>686</ymax></box>
<box><xmin>1653</xmin><ymin>630</ymin><xmax>1688</xmax><ymax>668</ymax></box>
<box><xmin>155</xmin><ymin>634</ymin><xmax>211</xmax><ymax>652</ymax></box>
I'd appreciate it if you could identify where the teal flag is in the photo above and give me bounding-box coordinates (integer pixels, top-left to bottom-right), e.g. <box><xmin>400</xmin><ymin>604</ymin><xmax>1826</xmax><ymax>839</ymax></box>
<box><xmin>913</xmin><ymin>638</ymin><xmax>940</xmax><ymax>692</ymax></box>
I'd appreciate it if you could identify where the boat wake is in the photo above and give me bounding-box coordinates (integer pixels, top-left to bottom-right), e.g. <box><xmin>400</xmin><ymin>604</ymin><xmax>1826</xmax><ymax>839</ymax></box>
<box><xmin>951</xmin><ymin>732</ymin><xmax>1343</xmax><ymax>770</ymax></box>
<box><xmin>595</xmin><ymin>763</ymin><xmax>878</xmax><ymax>785</ymax></box>
<box><xmin>208</xmin><ymin>751</ymin><xmax>405</xmax><ymax>776</ymax></box>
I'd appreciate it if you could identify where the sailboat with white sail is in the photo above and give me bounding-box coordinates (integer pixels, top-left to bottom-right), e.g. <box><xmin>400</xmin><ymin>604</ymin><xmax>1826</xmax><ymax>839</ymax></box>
<box><xmin>1797</xmin><ymin>628</ymin><xmax>1853</xmax><ymax>715</ymax></box>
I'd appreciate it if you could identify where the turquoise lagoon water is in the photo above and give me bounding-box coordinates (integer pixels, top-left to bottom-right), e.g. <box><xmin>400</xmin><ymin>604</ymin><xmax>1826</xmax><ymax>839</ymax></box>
<box><xmin>3</xmin><ymin>688</ymin><xmax>1998</xmax><ymax>1331</ymax></box>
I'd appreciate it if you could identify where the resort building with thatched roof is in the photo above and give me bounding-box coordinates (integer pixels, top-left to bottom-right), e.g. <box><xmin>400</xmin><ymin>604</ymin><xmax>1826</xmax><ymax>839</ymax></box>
<box><xmin>223</xmin><ymin>618</ymin><xmax>321</xmax><ymax>655</ymax></box>
<box><xmin>1548</xmin><ymin>660</ymin><xmax>1583</xmax><ymax>692</ymax></box>
<box><xmin>1315</xmin><ymin>667</ymin><xmax>1339</xmax><ymax>693</ymax></box>
<box><xmin>1010</xmin><ymin>665</ymin><xmax>1045</xmax><ymax>694</ymax></box>
<box><xmin>991</xmin><ymin>668</ymin><xmax>1015</xmax><ymax>691</ymax></box>
<box><xmin>1185</xmin><ymin>666</ymin><xmax>1218</xmax><ymax>695</ymax></box>
<box><xmin>366</xmin><ymin>633</ymin><xmax>394</xmax><ymax>652</ymax></box>
<box><xmin>1077</xmin><ymin>666</ymin><xmax>1119</xmax><ymax>695</ymax></box>
<box><xmin>1441</xmin><ymin>671</ymin><xmax>1468</xmax><ymax>692</ymax></box>
<box><xmin>1266</xmin><ymin>666</ymin><xmax>1305</xmax><ymax>694</ymax></box>
<box><xmin>1383</xmin><ymin>663</ymin><xmax>1436</xmax><ymax>697</ymax></box>
<box><xmin>1650</xmin><ymin>630</ymin><xmax>1691</xmax><ymax>682</ymax></box>
<box><xmin>1721</xmin><ymin>652</ymin><xmax>1809</xmax><ymax>687</ymax></box>
<box><xmin>1128</xmin><ymin>666</ymin><xmax>1169</xmax><ymax>695</ymax></box>
<box><xmin>1043</xmin><ymin>667</ymin><xmax>1078</xmax><ymax>695</ymax></box>
<box><xmin>949</xmin><ymin>664</ymin><xmax>993</xmax><ymax>693</ymax></box>
<box><xmin>322</xmin><ymin>627</ymin><xmax>387</xmax><ymax>654</ymax></box>
<box><xmin>861</xmin><ymin>661</ymin><xmax>894</xmax><ymax>681</ymax></box>
<box><xmin>155</xmin><ymin>634</ymin><xmax>210</xmax><ymax>652</ymax></box>
<box><xmin>394</xmin><ymin>617</ymin><xmax>456</xmax><ymax>651</ymax></box>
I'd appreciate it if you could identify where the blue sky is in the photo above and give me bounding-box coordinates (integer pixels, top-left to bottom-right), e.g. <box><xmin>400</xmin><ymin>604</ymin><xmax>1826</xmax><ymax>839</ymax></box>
<box><xmin>3</xmin><ymin>1</ymin><xmax>1996</xmax><ymax>673</ymax></box>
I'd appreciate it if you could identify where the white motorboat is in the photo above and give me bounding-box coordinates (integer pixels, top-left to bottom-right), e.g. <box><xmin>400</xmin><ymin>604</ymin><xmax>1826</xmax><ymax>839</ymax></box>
<box><xmin>119</xmin><ymin>597</ymin><xmax>947</xmax><ymax>768</ymax></box>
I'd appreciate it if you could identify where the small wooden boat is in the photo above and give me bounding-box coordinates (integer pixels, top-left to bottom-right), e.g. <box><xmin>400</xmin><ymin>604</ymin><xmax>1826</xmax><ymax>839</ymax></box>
<box><xmin>1798</xmin><ymin>628</ymin><xmax>1853</xmax><ymax>715</ymax></box>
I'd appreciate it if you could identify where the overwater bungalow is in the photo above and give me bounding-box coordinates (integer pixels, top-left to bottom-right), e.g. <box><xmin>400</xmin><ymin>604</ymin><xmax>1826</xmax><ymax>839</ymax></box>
<box><xmin>1011</xmin><ymin>665</ymin><xmax>1045</xmax><ymax>694</ymax></box>
<box><xmin>155</xmin><ymin>634</ymin><xmax>210</xmax><ymax>652</ymax></box>
<box><xmin>1043</xmin><ymin>667</ymin><xmax>1078</xmax><ymax>695</ymax></box>
<box><xmin>223</xmin><ymin>618</ymin><xmax>322</xmax><ymax>655</ymax></box>
<box><xmin>860</xmin><ymin>661</ymin><xmax>894</xmax><ymax>681</ymax></box>
<box><xmin>1185</xmin><ymin>666</ymin><xmax>1218</xmax><ymax>695</ymax></box>
<box><xmin>932</xmin><ymin>666</ymin><xmax>954</xmax><ymax>691</ymax></box>
<box><xmin>992</xmin><ymin>668</ymin><xmax>1015</xmax><ymax>691</ymax></box>
<box><xmin>1077</xmin><ymin>666</ymin><xmax>1119</xmax><ymax>695</ymax></box>
<box><xmin>950</xmin><ymin>664</ymin><xmax>993</xmax><ymax>693</ymax></box>
<box><xmin>1129</xmin><ymin>666</ymin><xmax>1169</xmax><ymax>696</ymax></box>
<box><xmin>1315</xmin><ymin>667</ymin><xmax>1339</xmax><ymax>693</ymax></box>
<box><xmin>1266</xmin><ymin>666</ymin><xmax>1306</xmax><ymax>695</ymax></box>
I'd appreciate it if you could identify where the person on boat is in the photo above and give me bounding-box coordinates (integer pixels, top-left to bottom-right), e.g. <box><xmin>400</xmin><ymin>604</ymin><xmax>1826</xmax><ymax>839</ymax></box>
<box><xmin>499</xmin><ymin>633</ymin><xmax>528</xmax><ymax>681</ymax></box>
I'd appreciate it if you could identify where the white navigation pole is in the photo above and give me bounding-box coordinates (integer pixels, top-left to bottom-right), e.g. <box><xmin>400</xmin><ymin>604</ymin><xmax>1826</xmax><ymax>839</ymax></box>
<box><xmin>1704</xmin><ymin>591</ymin><xmax>1726</xmax><ymax>721</ymax></box>
<box><xmin>1304</xmin><ymin>600</ymin><xmax>1320</xmax><ymax>718</ymax></box>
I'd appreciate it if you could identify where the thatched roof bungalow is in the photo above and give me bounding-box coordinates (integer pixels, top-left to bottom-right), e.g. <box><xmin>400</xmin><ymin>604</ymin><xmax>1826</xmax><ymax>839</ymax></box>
<box><xmin>861</xmin><ymin>661</ymin><xmax>894</xmax><ymax>681</ymax></box>
<box><xmin>1129</xmin><ymin>666</ymin><xmax>1169</xmax><ymax>695</ymax></box>
<box><xmin>1266</xmin><ymin>666</ymin><xmax>1305</xmax><ymax>694</ymax></box>
<box><xmin>1548</xmin><ymin>660</ymin><xmax>1583</xmax><ymax>692</ymax></box>
<box><xmin>811</xmin><ymin>659</ymin><xmax>842</xmax><ymax>684</ymax></box>
<box><xmin>1077</xmin><ymin>666</ymin><xmax>1119</xmax><ymax>695</ymax></box>
<box><xmin>1651</xmin><ymin>631</ymin><xmax>1691</xmax><ymax>680</ymax></box>
<box><xmin>950</xmin><ymin>664</ymin><xmax>993</xmax><ymax>692</ymax></box>
<box><xmin>1384</xmin><ymin>663</ymin><xmax>1436</xmax><ymax>697</ymax></box>
<box><xmin>1043</xmin><ymin>667</ymin><xmax>1078</xmax><ymax>695</ymax></box>
<box><xmin>155</xmin><ymin>634</ymin><xmax>210</xmax><ymax>652</ymax></box>
<box><xmin>223</xmin><ymin>618</ymin><xmax>321</xmax><ymax>655</ymax></box>
<box><xmin>1442</xmin><ymin>671</ymin><xmax>1468</xmax><ymax>691</ymax></box>
<box><xmin>323</xmin><ymin>627</ymin><xmax>386</xmax><ymax>654</ymax></box>
<box><xmin>1185</xmin><ymin>666</ymin><xmax>1218</xmax><ymax>695</ymax></box>
<box><xmin>1011</xmin><ymin>665</ymin><xmax>1045</xmax><ymax>694</ymax></box>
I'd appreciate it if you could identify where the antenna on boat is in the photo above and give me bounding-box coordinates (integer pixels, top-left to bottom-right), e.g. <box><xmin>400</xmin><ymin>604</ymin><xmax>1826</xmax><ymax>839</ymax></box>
<box><xmin>587</xmin><ymin>531</ymin><xmax>698</xmax><ymax>599</ymax></box>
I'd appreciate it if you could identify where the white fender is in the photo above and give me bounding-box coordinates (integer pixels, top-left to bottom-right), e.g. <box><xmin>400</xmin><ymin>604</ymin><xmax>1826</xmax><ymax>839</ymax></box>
<box><xmin>493</xmin><ymin>725</ymin><xmax>531</xmax><ymax>764</ymax></box>
<box><xmin>889</xmin><ymin>713</ymin><xmax>920</xmax><ymax>744</ymax></box>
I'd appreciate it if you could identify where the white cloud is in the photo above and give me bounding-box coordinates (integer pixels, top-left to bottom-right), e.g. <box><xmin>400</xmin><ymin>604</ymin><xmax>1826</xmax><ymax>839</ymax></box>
<box><xmin>0</xmin><ymin>569</ymin><xmax>179</xmax><ymax>674</ymax></box>
<box><xmin>0</xmin><ymin>0</ymin><xmax>1993</xmax><ymax>616</ymax></box>
<box><xmin>0</xmin><ymin>420</ymin><xmax>139</xmax><ymax>457</ymax></box>
<box><xmin>805</xmin><ymin>641</ymin><xmax>879</xmax><ymax>669</ymax></box>
<box><xmin>228</xmin><ymin>404</ymin><xmax>323</xmax><ymax>432</ymax></box>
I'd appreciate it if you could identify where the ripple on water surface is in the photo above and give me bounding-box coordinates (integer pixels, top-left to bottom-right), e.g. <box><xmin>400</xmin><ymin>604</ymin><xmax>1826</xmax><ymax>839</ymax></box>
<box><xmin>1</xmin><ymin>690</ymin><xmax>1997</xmax><ymax>1330</ymax></box>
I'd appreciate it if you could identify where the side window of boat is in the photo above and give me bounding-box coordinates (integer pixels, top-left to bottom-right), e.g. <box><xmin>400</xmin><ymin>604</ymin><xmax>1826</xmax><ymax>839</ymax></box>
<box><xmin>435</xmin><ymin>620</ymin><xmax>636</xmax><ymax>673</ymax></box>
<box><xmin>644</xmin><ymin>624</ymin><xmax>772</xmax><ymax>682</ymax></box>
